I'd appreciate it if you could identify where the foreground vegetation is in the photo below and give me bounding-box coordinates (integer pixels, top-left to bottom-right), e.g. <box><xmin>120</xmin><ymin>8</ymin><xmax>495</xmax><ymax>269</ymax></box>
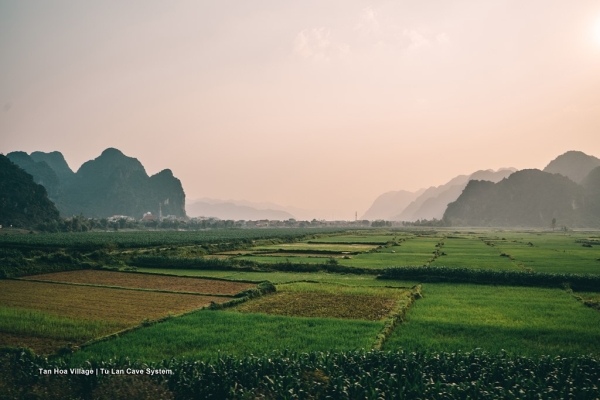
<box><xmin>69</xmin><ymin>310</ymin><xmax>384</xmax><ymax>363</ymax></box>
<box><xmin>1</xmin><ymin>228</ymin><xmax>599</xmax><ymax>398</ymax></box>
<box><xmin>384</xmin><ymin>283</ymin><xmax>600</xmax><ymax>356</ymax></box>
<box><xmin>2</xmin><ymin>348</ymin><xmax>599</xmax><ymax>399</ymax></box>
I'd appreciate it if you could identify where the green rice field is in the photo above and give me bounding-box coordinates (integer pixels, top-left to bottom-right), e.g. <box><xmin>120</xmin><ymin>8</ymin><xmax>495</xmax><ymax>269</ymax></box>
<box><xmin>69</xmin><ymin>310</ymin><xmax>384</xmax><ymax>363</ymax></box>
<box><xmin>384</xmin><ymin>283</ymin><xmax>600</xmax><ymax>356</ymax></box>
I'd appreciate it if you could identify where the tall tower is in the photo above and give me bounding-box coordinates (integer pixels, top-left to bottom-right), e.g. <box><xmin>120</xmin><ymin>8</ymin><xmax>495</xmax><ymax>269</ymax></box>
<box><xmin>159</xmin><ymin>202</ymin><xmax>162</xmax><ymax>221</ymax></box>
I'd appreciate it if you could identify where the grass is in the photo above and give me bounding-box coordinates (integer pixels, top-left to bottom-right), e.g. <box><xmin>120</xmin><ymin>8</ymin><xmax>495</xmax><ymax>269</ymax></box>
<box><xmin>307</xmin><ymin>234</ymin><xmax>405</xmax><ymax>244</ymax></box>
<box><xmin>248</xmin><ymin>243</ymin><xmax>377</xmax><ymax>252</ymax></box>
<box><xmin>235</xmin><ymin>255</ymin><xmax>332</xmax><ymax>264</ymax></box>
<box><xmin>68</xmin><ymin>310</ymin><xmax>384</xmax><ymax>362</ymax></box>
<box><xmin>231</xmin><ymin>237</ymin><xmax>440</xmax><ymax>269</ymax></box>
<box><xmin>340</xmin><ymin>237</ymin><xmax>441</xmax><ymax>268</ymax></box>
<box><xmin>233</xmin><ymin>282</ymin><xmax>412</xmax><ymax>321</ymax></box>
<box><xmin>133</xmin><ymin>268</ymin><xmax>418</xmax><ymax>286</ymax></box>
<box><xmin>24</xmin><ymin>270</ymin><xmax>256</xmax><ymax>295</ymax></box>
<box><xmin>430</xmin><ymin>237</ymin><xmax>518</xmax><ymax>270</ymax></box>
<box><xmin>0</xmin><ymin>307</ymin><xmax>126</xmax><ymax>354</ymax></box>
<box><xmin>484</xmin><ymin>232</ymin><xmax>600</xmax><ymax>274</ymax></box>
<box><xmin>384</xmin><ymin>283</ymin><xmax>600</xmax><ymax>356</ymax></box>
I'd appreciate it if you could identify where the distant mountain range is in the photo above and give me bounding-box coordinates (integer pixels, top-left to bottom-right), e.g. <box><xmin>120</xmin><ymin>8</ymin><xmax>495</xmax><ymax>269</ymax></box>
<box><xmin>7</xmin><ymin>148</ymin><xmax>186</xmax><ymax>219</ymax></box>
<box><xmin>444</xmin><ymin>167</ymin><xmax>600</xmax><ymax>227</ymax></box>
<box><xmin>360</xmin><ymin>189</ymin><xmax>426</xmax><ymax>220</ymax></box>
<box><xmin>187</xmin><ymin>199</ymin><xmax>295</xmax><ymax>220</ymax></box>
<box><xmin>364</xmin><ymin>169</ymin><xmax>516</xmax><ymax>222</ymax></box>
<box><xmin>362</xmin><ymin>150</ymin><xmax>600</xmax><ymax>227</ymax></box>
<box><xmin>0</xmin><ymin>154</ymin><xmax>60</xmax><ymax>227</ymax></box>
<box><xmin>543</xmin><ymin>151</ymin><xmax>600</xmax><ymax>183</ymax></box>
<box><xmin>186</xmin><ymin>197</ymin><xmax>340</xmax><ymax>221</ymax></box>
<box><xmin>4</xmin><ymin>147</ymin><xmax>600</xmax><ymax>227</ymax></box>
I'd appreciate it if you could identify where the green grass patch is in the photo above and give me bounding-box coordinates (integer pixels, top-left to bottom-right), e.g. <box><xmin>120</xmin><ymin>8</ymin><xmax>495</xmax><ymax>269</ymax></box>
<box><xmin>0</xmin><ymin>306</ymin><xmax>125</xmax><ymax>342</ymax></box>
<box><xmin>235</xmin><ymin>255</ymin><xmax>329</xmax><ymax>264</ymax></box>
<box><xmin>339</xmin><ymin>237</ymin><xmax>441</xmax><ymax>268</ymax></box>
<box><xmin>431</xmin><ymin>237</ymin><xmax>518</xmax><ymax>270</ymax></box>
<box><xmin>249</xmin><ymin>243</ymin><xmax>377</xmax><ymax>253</ymax></box>
<box><xmin>307</xmin><ymin>234</ymin><xmax>404</xmax><ymax>244</ymax></box>
<box><xmin>384</xmin><ymin>283</ymin><xmax>600</xmax><ymax>356</ymax></box>
<box><xmin>133</xmin><ymin>268</ymin><xmax>417</xmax><ymax>286</ymax></box>
<box><xmin>69</xmin><ymin>310</ymin><xmax>383</xmax><ymax>362</ymax></box>
<box><xmin>485</xmin><ymin>233</ymin><xmax>600</xmax><ymax>274</ymax></box>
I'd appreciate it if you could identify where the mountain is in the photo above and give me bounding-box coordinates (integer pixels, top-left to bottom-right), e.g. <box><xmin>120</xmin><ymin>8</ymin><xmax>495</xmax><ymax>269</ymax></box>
<box><xmin>187</xmin><ymin>197</ymin><xmax>331</xmax><ymax>220</ymax></box>
<box><xmin>543</xmin><ymin>151</ymin><xmax>600</xmax><ymax>184</ymax></box>
<box><xmin>444</xmin><ymin>169</ymin><xmax>590</xmax><ymax>227</ymax></box>
<box><xmin>361</xmin><ymin>189</ymin><xmax>425</xmax><ymax>220</ymax></box>
<box><xmin>0</xmin><ymin>154</ymin><xmax>60</xmax><ymax>227</ymax></box>
<box><xmin>6</xmin><ymin>151</ymin><xmax>62</xmax><ymax>200</ymax></box>
<box><xmin>187</xmin><ymin>200</ymin><xmax>295</xmax><ymax>220</ymax></box>
<box><xmin>582</xmin><ymin>166</ymin><xmax>600</xmax><ymax>218</ymax></box>
<box><xmin>30</xmin><ymin>151</ymin><xmax>75</xmax><ymax>183</ymax></box>
<box><xmin>8</xmin><ymin>148</ymin><xmax>186</xmax><ymax>219</ymax></box>
<box><xmin>392</xmin><ymin>169</ymin><xmax>516</xmax><ymax>221</ymax></box>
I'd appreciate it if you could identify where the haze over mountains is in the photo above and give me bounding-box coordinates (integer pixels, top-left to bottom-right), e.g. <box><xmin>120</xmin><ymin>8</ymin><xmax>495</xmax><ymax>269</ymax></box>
<box><xmin>444</xmin><ymin>151</ymin><xmax>600</xmax><ymax>228</ymax></box>
<box><xmin>2</xmin><ymin>148</ymin><xmax>600</xmax><ymax>228</ymax></box>
<box><xmin>7</xmin><ymin>148</ymin><xmax>186</xmax><ymax>219</ymax></box>
<box><xmin>186</xmin><ymin>199</ymin><xmax>295</xmax><ymax>221</ymax></box>
<box><xmin>364</xmin><ymin>169</ymin><xmax>516</xmax><ymax>222</ymax></box>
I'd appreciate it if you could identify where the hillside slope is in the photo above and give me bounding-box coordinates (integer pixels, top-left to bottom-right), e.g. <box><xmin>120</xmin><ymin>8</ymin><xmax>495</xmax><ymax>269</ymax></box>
<box><xmin>0</xmin><ymin>155</ymin><xmax>60</xmax><ymax>227</ymax></box>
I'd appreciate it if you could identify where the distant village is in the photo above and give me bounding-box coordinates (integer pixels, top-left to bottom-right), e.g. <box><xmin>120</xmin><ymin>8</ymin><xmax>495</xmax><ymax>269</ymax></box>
<box><xmin>106</xmin><ymin>211</ymin><xmax>378</xmax><ymax>229</ymax></box>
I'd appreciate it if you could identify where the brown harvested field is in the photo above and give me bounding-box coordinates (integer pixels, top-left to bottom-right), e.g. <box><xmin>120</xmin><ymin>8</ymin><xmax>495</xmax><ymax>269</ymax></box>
<box><xmin>0</xmin><ymin>333</ymin><xmax>72</xmax><ymax>355</ymax></box>
<box><xmin>24</xmin><ymin>270</ymin><xmax>256</xmax><ymax>295</ymax></box>
<box><xmin>0</xmin><ymin>280</ymin><xmax>230</xmax><ymax>324</ymax></box>
<box><xmin>234</xmin><ymin>291</ymin><xmax>406</xmax><ymax>321</ymax></box>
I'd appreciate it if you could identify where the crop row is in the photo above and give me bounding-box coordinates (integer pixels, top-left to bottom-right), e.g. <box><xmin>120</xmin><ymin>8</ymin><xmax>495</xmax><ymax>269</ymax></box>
<box><xmin>0</xmin><ymin>228</ymin><xmax>346</xmax><ymax>250</ymax></box>
<box><xmin>131</xmin><ymin>255</ymin><xmax>380</xmax><ymax>275</ymax></box>
<box><xmin>379</xmin><ymin>266</ymin><xmax>600</xmax><ymax>291</ymax></box>
<box><xmin>2</xmin><ymin>349</ymin><xmax>599</xmax><ymax>399</ymax></box>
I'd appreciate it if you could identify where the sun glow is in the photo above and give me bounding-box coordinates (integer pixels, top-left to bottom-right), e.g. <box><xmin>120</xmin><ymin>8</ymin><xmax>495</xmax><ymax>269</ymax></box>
<box><xmin>594</xmin><ymin>18</ymin><xmax>600</xmax><ymax>45</ymax></box>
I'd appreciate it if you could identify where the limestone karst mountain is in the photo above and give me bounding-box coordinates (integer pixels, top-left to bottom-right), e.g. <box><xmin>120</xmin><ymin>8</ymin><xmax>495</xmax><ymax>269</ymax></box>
<box><xmin>543</xmin><ymin>151</ymin><xmax>600</xmax><ymax>184</ymax></box>
<box><xmin>443</xmin><ymin>169</ymin><xmax>597</xmax><ymax>227</ymax></box>
<box><xmin>7</xmin><ymin>148</ymin><xmax>186</xmax><ymax>219</ymax></box>
<box><xmin>0</xmin><ymin>154</ymin><xmax>60</xmax><ymax>227</ymax></box>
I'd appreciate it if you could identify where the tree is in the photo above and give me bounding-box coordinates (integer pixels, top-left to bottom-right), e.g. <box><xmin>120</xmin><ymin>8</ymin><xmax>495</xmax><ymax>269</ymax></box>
<box><xmin>551</xmin><ymin>218</ymin><xmax>556</xmax><ymax>231</ymax></box>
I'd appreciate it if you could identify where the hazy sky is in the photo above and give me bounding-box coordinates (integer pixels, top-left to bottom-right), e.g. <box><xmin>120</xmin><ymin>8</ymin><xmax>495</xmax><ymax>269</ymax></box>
<box><xmin>1</xmin><ymin>1</ymin><xmax>600</xmax><ymax>219</ymax></box>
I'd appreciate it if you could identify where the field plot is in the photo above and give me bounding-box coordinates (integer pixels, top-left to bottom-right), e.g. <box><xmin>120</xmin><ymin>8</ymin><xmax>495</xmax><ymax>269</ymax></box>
<box><xmin>0</xmin><ymin>307</ymin><xmax>124</xmax><ymax>354</ymax></box>
<box><xmin>341</xmin><ymin>237</ymin><xmax>441</xmax><ymax>268</ymax></box>
<box><xmin>0</xmin><ymin>280</ymin><xmax>230</xmax><ymax>353</ymax></box>
<box><xmin>384</xmin><ymin>283</ymin><xmax>600</xmax><ymax>356</ymax></box>
<box><xmin>69</xmin><ymin>310</ymin><xmax>383</xmax><ymax>362</ymax></box>
<box><xmin>234</xmin><ymin>282</ymin><xmax>412</xmax><ymax>320</ymax></box>
<box><xmin>0</xmin><ymin>228</ymin><xmax>345</xmax><ymax>250</ymax></box>
<box><xmin>575</xmin><ymin>291</ymin><xmax>600</xmax><ymax>311</ymax></box>
<box><xmin>307</xmin><ymin>234</ymin><xmax>406</xmax><ymax>244</ymax></box>
<box><xmin>134</xmin><ymin>268</ymin><xmax>418</xmax><ymax>286</ymax></box>
<box><xmin>430</xmin><ymin>237</ymin><xmax>518</xmax><ymax>270</ymax></box>
<box><xmin>24</xmin><ymin>270</ymin><xmax>256</xmax><ymax>295</ymax></box>
<box><xmin>235</xmin><ymin>255</ymin><xmax>333</xmax><ymax>264</ymax></box>
<box><xmin>248</xmin><ymin>243</ymin><xmax>378</xmax><ymax>253</ymax></box>
<box><xmin>489</xmin><ymin>237</ymin><xmax>600</xmax><ymax>274</ymax></box>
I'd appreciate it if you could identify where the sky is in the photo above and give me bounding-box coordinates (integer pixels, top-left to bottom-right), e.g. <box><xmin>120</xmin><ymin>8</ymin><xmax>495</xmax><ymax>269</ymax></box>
<box><xmin>1</xmin><ymin>1</ymin><xmax>600</xmax><ymax>219</ymax></box>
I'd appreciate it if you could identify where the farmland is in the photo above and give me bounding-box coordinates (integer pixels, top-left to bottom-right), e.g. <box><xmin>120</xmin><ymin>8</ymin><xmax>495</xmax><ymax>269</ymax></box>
<box><xmin>1</xmin><ymin>228</ymin><xmax>600</xmax><ymax>397</ymax></box>
<box><xmin>234</xmin><ymin>282</ymin><xmax>414</xmax><ymax>320</ymax></box>
<box><xmin>0</xmin><ymin>276</ymin><xmax>254</xmax><ymax>353</ymax></box>
<box><xmin>383</xmin><ymin>283</ymin><xmax>600</xmax><ymax>356</ymax></box>
<box><xmin>23</xmin><ymin>270</ymin><xmax>256</xmax><ymax>295</ymax></box>
<box><xmin>69</xmin><ymin>310</ymin><xmax>384</xmax><ymax>363</ymax></box>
